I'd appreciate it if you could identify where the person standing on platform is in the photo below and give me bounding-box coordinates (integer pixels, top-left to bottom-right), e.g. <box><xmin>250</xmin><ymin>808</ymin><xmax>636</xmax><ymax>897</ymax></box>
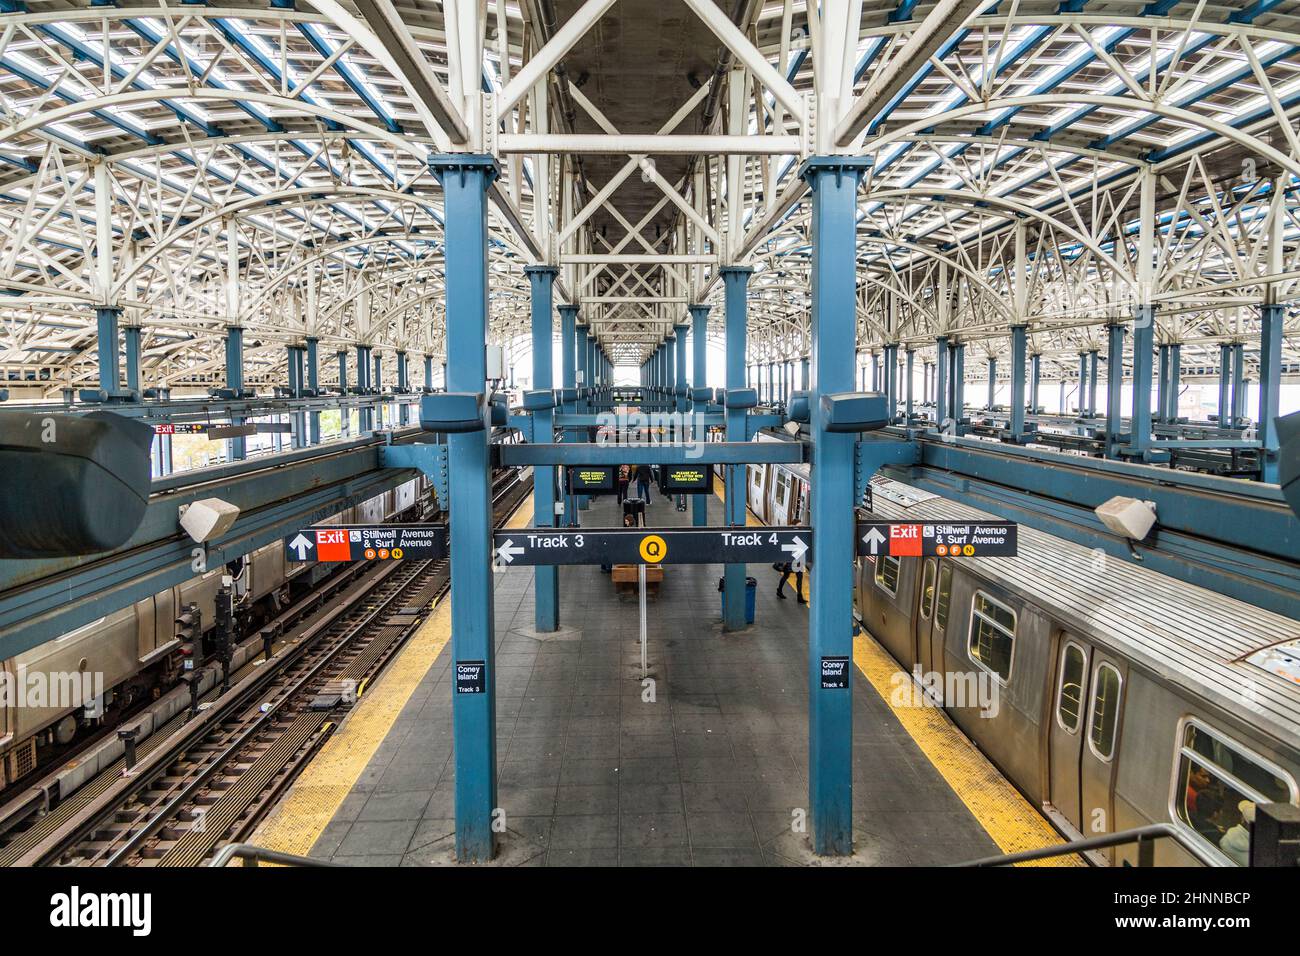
<box><xmin>635</xmin><ymin>463</ymin><xmax>652</xmax><ymax>504</ymax></box>
<box><xmin>617</xmin><ymin>463</ymin><xmax>631</xmax><ymax>504</ymax></box>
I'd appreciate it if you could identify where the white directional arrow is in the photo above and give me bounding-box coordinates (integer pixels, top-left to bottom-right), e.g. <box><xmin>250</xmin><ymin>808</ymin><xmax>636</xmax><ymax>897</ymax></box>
<box><xmin>862</xmin><ymin>527</ymin><xmax>886</xmax><ymax>555</ymax></box>
<box><xmin>782</xmin><ymin>535</ymin><xmax>809</xmax><ymax>570</ymax></box>
<box><xmin>495</xmin><ymin>538</ymin><xmax>525</xmax><ymax>565</ymax></box>
<box><xmin>289</xmin><ymin>533</ymin><xmax>314</xmax><ymax>561</ymax></box>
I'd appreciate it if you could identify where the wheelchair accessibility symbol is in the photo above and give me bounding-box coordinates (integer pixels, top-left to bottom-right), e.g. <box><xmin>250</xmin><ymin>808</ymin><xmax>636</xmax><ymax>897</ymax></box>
<box><xmin>638</xmin><ymin>534</ymin><xmax>667</xmax><ymax>563</ymax></box>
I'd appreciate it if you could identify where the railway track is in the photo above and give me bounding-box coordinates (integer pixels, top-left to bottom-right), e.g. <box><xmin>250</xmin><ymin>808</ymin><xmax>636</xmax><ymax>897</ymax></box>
<box><xmin>0</xmin><ymin>466</ymin><xmax>529</xmax><ymax>867</ymax></box>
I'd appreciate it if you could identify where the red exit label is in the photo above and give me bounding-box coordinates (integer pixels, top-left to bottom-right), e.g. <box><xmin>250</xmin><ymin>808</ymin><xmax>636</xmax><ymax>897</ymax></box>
<box><xmin>315</xmin><ymin>528</ymin><xmax>351</xmax><ymax>561</ymax></box>
<box><xmin>889</xmin><ymin>523</ymin><xmax>922</xmax><ymax>556</ymax></box>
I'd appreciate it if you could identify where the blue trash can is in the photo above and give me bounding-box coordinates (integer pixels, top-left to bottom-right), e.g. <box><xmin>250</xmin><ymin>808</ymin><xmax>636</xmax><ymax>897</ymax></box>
<box><xmin>718</xmin><ymin>576</ymin><xmax>758</xmax><ymax>624</ymax></box>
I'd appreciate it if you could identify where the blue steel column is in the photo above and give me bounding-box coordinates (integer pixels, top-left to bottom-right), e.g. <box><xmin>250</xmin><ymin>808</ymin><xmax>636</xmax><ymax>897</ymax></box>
<box><xmin>225</xmin><ymin>326</ymin><xmax>246</xmax><ymax>460</ymax></box>
<box><xmin>1088</xmin><ymin>350</ymin><xmax>1099</xmax><ymax>418</ymax></box>
<box><xmin>431</xmin><ymin>155</ymin><xmax>499</xmax><ymax>863</ymax></box>
<box><xmin>526</xmin><ymin>266</ymin><xmax>560</xmax><ymax>631</ymax></box>
<box><xmin>690</xmin><ymin>304</ymin><xmax>710</xmax><ymax>527</ymax></box>
<box><xmin>951</xmin><ymin>343</ymin><xmax>965</xmax><ymax>430</ymax></box>
<box><xmin>287</xmin><ymin>345</ymin><xmax>304</xmax><ymax>449</ymax></box>
<box><xmin>96</xmin><ymin>306</ymin><xmax>121</xmax><ymax>392</ymax></box>
<box><xmin>1105</xmin><ymin>322</ymin><xmax>1126</xmax><ymax>458</ymax></box>
<box><xmin>123</xmin><ymin>324</ymin><xmax>141</xmax><ymax>394</ymax></box>
<box><xmin>1218</xmin><ymin>343</ymin><xmax>1231</xmax><ymax>426</ymax></box>
<box><xmin>884</xmin><ymin>345</ymin><xmax>897</xmax><ymax>423</ymax></box>
<box><xmin>373</xmin><ymin>352</ymin><xmax>384</xmax><ymax>429</ymax></box>
<box><xmin>1130</xmin><ymin>306</ymin><xmax>1154</xmax><ymax>455</ymax></box>
<box><xmin>801</xmin><ymin>156</ymin><xmax>870</xmax><ymax>856</ymax></box>
<box><xmin>1164</xmin><ymin>343</ymin><xmax>1175</xmax><ymax>421</ymax></box>
<box><xmin>1029</xmin><ymin>352</ymin><xmax>1040</xmax><ymax>415</ymax></box>
<box><xmin>396</xmin><ymin>351</ymin><xmax>409</xmax><ymax>426</ymax></box>
<box><xmin>987</xmin><ymin>358</ymin><xmax>997</xmax><ymax>412</ymax></box>
<box><xmin>559</xmin><ymin>304</ymin><xmax>579</xmax><ymax>526</ymax></box>
<box><xmin>424</xmin><ymin>354</ymin><xmax>433</xmax><ymax>390</ymax></box>
<box><xmin>337</xmin><ymin>350</ymin><xmax>349</xmax><ymax>437</ymax></box>
<box><xmin>577</xmin><ymin>324</ymin><xmax>589</xmax><ymax>399</ymax></box>
<box><xmin>1077</xmin><ymin>353</ymin><xmax>1088</xmax><ymax>416</ymax></box>
<box><xmin>356</xmin><ymin>344</ymin><xmax>372</xmax><ymax>431</ymax></box>
<box><xmin>1009</xmin><ymin>324</ymin><xmax>1027</xmax><ymax>438</ymax></box>
<box><xmin>904</xmin><ymin>348</ymin><xmax>914</xmax><ymax>423</ymax></box>
<box><xmin>934</xmin><ymin>336</ymin><xmax>948</xmax><ymax>430</ymax></box>
<box><xmin>306</xmin><ymin>338</ymin><xmax>320</xmax><ymax>444</ymax></box>
<box><xmin>1259</xmin><ymin>303</ymin><xmax>1283</xmax><ymax>482</ymax></box>
<box><xmin>1168</xmin><ymin>343</ymin><xmax>1181</xmax><ymax>421</ymax></box>
<box><xmin>1230</xmin><ymin>343</ymin><xmax>1246</xmax><ymax>430</ymax></box>
<box><xmin>720</xmin><ymin>266</ymin><xmax>751</xmax><ymax>631</ymax></box>
<box><xmin>674</xmin><ymin>323</ymin><xmax>689</xmax><ymax>415</ymax></box>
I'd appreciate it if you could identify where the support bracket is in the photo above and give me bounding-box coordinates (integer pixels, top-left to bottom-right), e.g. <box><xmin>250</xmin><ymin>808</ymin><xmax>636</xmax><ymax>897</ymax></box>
<box><xmin>381</xmin><ymin>442</ymin><xmax>450</xmax><ymax>508</ymax></box>
<box><xmin>855</xmin><ymin>437</ymin><xmax>921</xmax><ymax>503</ymax></box>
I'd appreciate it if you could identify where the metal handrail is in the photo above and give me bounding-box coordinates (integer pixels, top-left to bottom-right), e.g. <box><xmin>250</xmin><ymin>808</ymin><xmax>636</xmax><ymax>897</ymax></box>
<box><xmin>208</xmin><ymin>842</ymin><xmax>345</xmax><ymax>868</ymax></box>
<box><xmin>953</xmin><ymin>822</ymin><xmax>1225</xmax><ymax>867</ymax></box>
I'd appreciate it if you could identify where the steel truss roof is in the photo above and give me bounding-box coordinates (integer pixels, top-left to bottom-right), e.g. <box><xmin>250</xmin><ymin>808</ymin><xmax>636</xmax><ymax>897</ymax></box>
<box><xmin>0</xmin><ymin>0</ymin><xmax>1296</xmax><ymax>390</ymax></box>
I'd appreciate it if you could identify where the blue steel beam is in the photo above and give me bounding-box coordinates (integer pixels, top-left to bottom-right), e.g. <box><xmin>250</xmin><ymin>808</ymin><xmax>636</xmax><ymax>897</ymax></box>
<box><xmin>801</xmin><ymin>155</ymin><xmax>872</xmax><ymax>857</ymax></box>
<box><xmin>720</xmin><ymin>266</ymin><xmax>752</xmax><ymax>632</ymax></box>
<box><xmin>430</xmin><ymin>154</ymin><xmax>499</xmax><ymax>863</ymax></box>
<box><xmin>526</xmin><ymin>265</ymin><xmax>560</xmax><ymax>632</ymax></box>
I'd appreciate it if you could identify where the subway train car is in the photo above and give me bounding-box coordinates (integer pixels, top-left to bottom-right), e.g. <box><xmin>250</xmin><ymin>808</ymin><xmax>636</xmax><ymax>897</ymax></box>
<box><xmin>0</xmin><ymin>476</ymin><xmax>430</xmax><ymax>786</ymax></box>
<box><xmin>745</xmin><ymin>453</ymin><xmax>1300</xmax><ymax>867</ymax></box>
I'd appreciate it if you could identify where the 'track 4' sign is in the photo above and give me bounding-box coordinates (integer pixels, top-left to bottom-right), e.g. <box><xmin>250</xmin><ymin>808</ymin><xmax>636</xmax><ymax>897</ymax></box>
<box><xmin>284</xmin><ymin>524</ymin><xmax>447</xmax><ymax>562</ymax></box>
<box><xmin>856</xmin><ymin>521</ymin><xmax>1018</xmax><ymax>558</ymax></box>
<box><xmin>492</xmin><ymin>527</ymin><xmax>811</xmax><ymax>568</ymax></box>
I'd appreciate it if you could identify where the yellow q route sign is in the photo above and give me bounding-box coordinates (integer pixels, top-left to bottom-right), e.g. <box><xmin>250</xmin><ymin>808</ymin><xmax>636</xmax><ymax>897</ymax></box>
<box><xmin>638</xmin><ymin>534</ymin><xmax>667</xmax><ymax>563</ymax></box>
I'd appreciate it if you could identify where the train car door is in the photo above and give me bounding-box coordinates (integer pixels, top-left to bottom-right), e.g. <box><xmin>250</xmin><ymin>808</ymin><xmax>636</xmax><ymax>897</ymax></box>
<box><xmin>915</xmin><ymin>559</ymin><xmax>937</xmax><ymax>675</ymax></box>
<box><xmin>747</xmin><ymin>464</ymin><xmax>767</xmax><ymax>515</ymax></box>
<box><xmin>1049</xmin><ymin>636</ymin><xmax>1126</xmax><ymax>844</ymax></box>
<box><xmin>1079</xmin><ymin>651</ymin><xmax>1126</xmax><ymax>851</ymax></box>
<box><xmin>1047</xmin><ymin>636</ymin><xmax>1089</xmax><ymax>830</ymax></box>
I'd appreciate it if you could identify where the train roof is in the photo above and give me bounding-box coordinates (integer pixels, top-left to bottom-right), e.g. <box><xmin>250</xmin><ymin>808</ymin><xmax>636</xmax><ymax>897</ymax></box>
<box><xmin>863</xmin><ymin>475</ymin><xmax>1300</xmax><ymax>751</ymax></box>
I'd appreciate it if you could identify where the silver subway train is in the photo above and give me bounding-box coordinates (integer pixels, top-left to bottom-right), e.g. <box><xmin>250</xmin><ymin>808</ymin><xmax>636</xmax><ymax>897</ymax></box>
<box><xmin>0</xmin><ymin>476</ymin><xmax>430</xmax><ymax>787</ymax></box>
<box><xmin>742</xmin><ymin>439</ymin><xmax>1300</xmax><ymax>867</ymax></box>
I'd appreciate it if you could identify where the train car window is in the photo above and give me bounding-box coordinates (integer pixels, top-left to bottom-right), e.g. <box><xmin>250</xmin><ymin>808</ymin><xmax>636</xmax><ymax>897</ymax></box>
<box><xmin>1055</xmin><ymin>642</ymin><xmax>1087</xmax><ymax>733</ymax></box>
<box><xmin>1086</xmin><ymin>663</ymin><xmax>1122</xmax><ymax>761</ymax></box>
<box><xmin>919</xmin><ymin>560</ymin><xmax>936</xmax><ymax>619</ymax></box>
<box><xmin>967</xmin><ymin>591</ymin><xmax>1015</xmax><ymax>682</ymax></box>
<box><xmin>874</xmin><ymin>555</ymin><xmax>900</xmax><ymax>596</ymax></box>
<box><xmin>1171</xmin><ymin>719</ymin><xmax>1297</xmax><ymax>866</ymax></box>
<box><xmin>935</xmin><ymin>565</ymin><xmax>952</xmax><ymax>630</ymax></box>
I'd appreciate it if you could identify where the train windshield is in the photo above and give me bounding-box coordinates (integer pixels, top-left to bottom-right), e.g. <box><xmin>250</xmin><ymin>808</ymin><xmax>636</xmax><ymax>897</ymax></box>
<box><xmin>1174</xmin><ymin>720</ymin><xmax>1297</xmax><ymax>866</ymax></box>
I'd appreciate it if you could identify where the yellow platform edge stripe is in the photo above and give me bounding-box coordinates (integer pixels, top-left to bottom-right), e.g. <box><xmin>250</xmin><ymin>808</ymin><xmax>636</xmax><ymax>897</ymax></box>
<box><xmin>252</xmin><ymin>498</ymin><xmax>536</xmax><ymax>858</ymax></box>
<box><xmin>714</xmin><ymin>480</ymin><xmax>1077</xmax><ymax>865</ymax></box>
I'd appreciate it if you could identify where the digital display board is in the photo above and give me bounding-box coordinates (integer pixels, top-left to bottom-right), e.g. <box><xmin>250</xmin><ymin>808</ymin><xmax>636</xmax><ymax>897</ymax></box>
<box><xmin>566</xmin><ymin>465</ymin><xmax>617</xmax><ymax>494</ymax></box>
<box><xmin>660</xmin><ymin>465</ymin><xmax>713</xmax><ymax>494</ymax></box>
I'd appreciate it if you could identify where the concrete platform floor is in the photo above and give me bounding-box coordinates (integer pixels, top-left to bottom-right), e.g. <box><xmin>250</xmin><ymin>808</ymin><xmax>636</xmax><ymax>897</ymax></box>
<box><xmin>269</xmin><ymin>489</ymin><xmax>1002</xmax><ymax>866</ymax></box>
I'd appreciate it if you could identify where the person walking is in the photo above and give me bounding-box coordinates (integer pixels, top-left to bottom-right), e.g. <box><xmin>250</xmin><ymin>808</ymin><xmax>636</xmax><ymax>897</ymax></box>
<box><xmin>776</xmin><ymin>562</ymin><xmax>806</xmax><ymax>604</ymax></box>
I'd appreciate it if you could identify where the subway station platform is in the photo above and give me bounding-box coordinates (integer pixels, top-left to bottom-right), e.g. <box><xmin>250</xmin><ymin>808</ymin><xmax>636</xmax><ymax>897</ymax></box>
<box><xmin>255</xmin><ymin>489</ymin><xmax>1063</xmax><ymax>867</ymax></box>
